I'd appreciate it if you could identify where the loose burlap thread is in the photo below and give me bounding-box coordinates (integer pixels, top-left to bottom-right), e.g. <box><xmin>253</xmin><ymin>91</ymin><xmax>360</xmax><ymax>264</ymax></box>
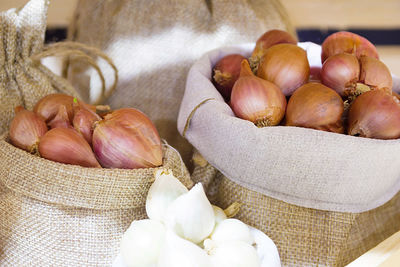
<box><xmin>180</xmin><ymin>43</ymin><xmax>400</xmax><ymax>266</ymax></box>
<box><xmin>66</xmin><ymin>0</ymin><xmax>295</xmax><ymax>166</ymax></box>
<box><xmin>0</xmin><ymin>0</ymin><xmax>192</xmax><ymax>266</ymax></box>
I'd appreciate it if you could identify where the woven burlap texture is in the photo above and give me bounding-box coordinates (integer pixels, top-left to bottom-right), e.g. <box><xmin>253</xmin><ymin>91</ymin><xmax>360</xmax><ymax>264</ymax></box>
<box><xmin>214</xmin><ymin>175</ymin><xmax>400</xmax><ymax>267</ymax></box>
<box><xmin>66</xmin><ymin>0</ymin><xmax>295</xmax><ymax>165</ymax></box>
<box><xmin>0</xmin><ymin>0</ymin><xmax>192</xmax><ymax>266</ymax></box>
<box><xmin>178</xmin><ymin>42</ymin><xmax>400</xmax><ymax>213</ymax></box>
<box><xmin>180</xmin><ymin>43</ymin><xmax>400</xmax><ymax>265</ymax></box>
<box><xmin>0</xmin><ymin>135</ymin><xmax>192</xmax><ymax>266</ymax></box>
<box><xmin>0</xmin><ymin>0</ymin><xmax>80</xmax><ymax>135</ymax></box>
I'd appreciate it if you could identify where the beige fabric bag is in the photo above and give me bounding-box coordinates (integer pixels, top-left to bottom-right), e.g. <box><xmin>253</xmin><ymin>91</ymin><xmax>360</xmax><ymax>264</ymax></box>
<box><xmin>66</xmin><ymin>0</ymin><xmax>295</xmax><ymax>164</ymax></box>
<box><xmin>0</xmin><ymin>136</ymin><xmax>192</xmax><ymax>266</ymax></box>
<box><xmin>0</xmin><ymin>1</ymin><xmax>192</xmax><ymax>266</ymax></box>
<box><xmin>178</xmin><ymin>43</ymin><xmax>400</xmax><ymax>266</ymax></box>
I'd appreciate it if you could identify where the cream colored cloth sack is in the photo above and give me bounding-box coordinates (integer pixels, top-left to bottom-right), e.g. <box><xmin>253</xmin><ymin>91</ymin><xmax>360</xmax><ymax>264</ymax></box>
<box><xmin>178</xmin><ymin>42</ymin><xmax>400</xmax><ymax>213</ymax></box>
<box><xmin>66</xmin><ymin>0</ymin><xmax>295</xmax><ymax>164</ymax></box>
<box><xmin>178</xmin><ymin>42</ymin><xmax>400</xmax><ymax>266</ymax></box>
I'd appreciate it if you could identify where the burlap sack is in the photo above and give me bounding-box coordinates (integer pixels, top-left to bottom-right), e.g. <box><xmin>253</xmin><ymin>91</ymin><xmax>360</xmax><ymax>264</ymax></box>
<box><xmin>0</xmin><ymin>1</ymin><xmax>192</xmax><ymax>266</ymax></box>
<box><xmin>66</xmin><ymin>0</ymin><xmax>295</xmax><ymax>165</ymax></box>
<box><xmin>178</xmin><ymin>43</ymin><xmax>400</xmax><ymax>266</ymax></box>
<box><xmin>0</xmin><ymin>135</ymin><xmax>192</xmax><ymax>266</ymax></box>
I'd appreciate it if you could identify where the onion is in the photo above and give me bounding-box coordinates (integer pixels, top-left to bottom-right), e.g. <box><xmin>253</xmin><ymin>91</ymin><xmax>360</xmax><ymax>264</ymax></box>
<box><xmin>285</xmin><ymin>82</ymin><xmax>344</xmax><ymax>133</ymax></box>
<box><xmin>212</xmin><ymin>54</ymin><xmax>246</xmax><ymax>101</ymax></box>
<box><xmin>33</xmin><ymin>93</ymin><xmax>109</xmax><ymax>123</ymax></box>
<box><xmin>38</xmin><ymin>127</ymin><xmax>101</xmax><ymax>167</ymax></box>
<box><xmin>249</xmin><ymin>29</ymin><xmax>297</xmax><ymax>71</ymax></box>
<box><xmin>47</xmin><ymin>105</ymin><xmax>73</xmax><ymax>129</ymax></box>
<box><xmin>9</xmin><ymin>106</ymin><xmax>48</xmax><ymax>153</ymax></box>
<box><xmin>321</xmin><ymin>53</ymin><xmax>360</xmax><ymax>97</ymax></box>
<box><xmin>257</xmin><ymin>44</ymin><xmax>310</xmax><ymax>96</ymax></box>
<box><xmin>72</xmin><ymin>98</ymin><xmax>101</xmax><ymax>144</ymax></box>
<box><xmin>231</xmin><ymin>60</ymin><xmax>286</xmax><ymax>127</ymax></box>
<box><xmin>321</xmin><ymin>31</ymin><xmax>379</xmax><ymax>63</ymax></box>
<box><xmin>359</xmin><ymin>55</ymin><xmax>392</xmax><ymax>93</ymax></box>
<box><xmin>92</xmin><ymin>108</ymin><xmax>163</xmax><ymax>169</ymax></box>
<box><xmin>348</xmin><ymin>90</ymin><xmax>400</xmax><ymax>139</ymax></box>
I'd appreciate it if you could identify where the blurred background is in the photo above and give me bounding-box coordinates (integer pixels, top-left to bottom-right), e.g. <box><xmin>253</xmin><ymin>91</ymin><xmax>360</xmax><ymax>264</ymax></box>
<box><xmin>1</xmin><ymin>0</ymin><xmax>400</xmax><ymax>76</ymax></box>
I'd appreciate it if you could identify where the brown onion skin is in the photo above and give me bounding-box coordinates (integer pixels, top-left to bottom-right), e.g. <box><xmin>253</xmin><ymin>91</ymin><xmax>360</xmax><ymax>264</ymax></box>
<box><xmin>38</xmin><ymin>128</ymin><xmax>101</xmax><ymax>167</ymax></box>
<box><xmin>212</xmin><ymin>54</ymin><xmax>246</xmax><ymax>101</ymax></box>
<box><xmin>33</xmin><ymin>94</ymin><xmax>97</xmax><ymax>123</ymax></box>
<box><xmin>73</xmin><ymin>99</ymin><xmax>101</xmax><ymax>144</ymax></box>
<box><xmin>321</xmin><ymin>53</ymin><xmax>360</xmax><ymax>97</ymax></box>
<box><xmin>348</xmin><ymin>90</ymin><xmax>400</xmax><ymax>139</ymax></box>
<box><xmin>231</xmin><ymin>60</ymin><xmax>287</xmax><ymax>127</ymax></box>
<box><xmin>48</xmin><ymin>105</ymin><xmax>73</xmax><ymax>129</ymax></box>
<box><xmin>92</xmin><ymin>108</ymin><xmax>162</xmax><ymax>169</ymax></box>
<box><xmin>257</xmin><ymin>44</ymin><xmax>310</xmax><ymax>96</ymax></box>
<box><xmin>285</xmin><ymin>83</ymin><xmax>344</xmax><ymax>133</ymax></box>
<box><xmin>9</xmin><ymin>106</ymin><xmax>48</xmax><ymax>153</ymax></box>
<box><xmin>321</xmin><ymin>31</ymin><xmax>379</xmax><ymax>63</ymax></box>
<box><xmin>251</xmin><ymin>29</ymin><xmax>297</xmax><ymax>61</ymax></box>
<box><xmin>359</xmin><ymin>55</ymin><xmax>392</xmax><ymax>93</ymax></box>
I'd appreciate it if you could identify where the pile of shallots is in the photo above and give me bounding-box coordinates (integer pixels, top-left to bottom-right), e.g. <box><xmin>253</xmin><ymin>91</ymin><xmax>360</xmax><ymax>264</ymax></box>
<box><xmin>212</xmin><ymin>30</ymin><xmax>400</xmax><ymax>139</ymax></box>
<box><xmin>9</xmin><ymin>94</ymin><xmax>162</xmax><ymax>168</ymax></box>
<box><xmin>118</xmin><ymin>169</ymin><xmax>279</xmax><ymax>267</ymax></box>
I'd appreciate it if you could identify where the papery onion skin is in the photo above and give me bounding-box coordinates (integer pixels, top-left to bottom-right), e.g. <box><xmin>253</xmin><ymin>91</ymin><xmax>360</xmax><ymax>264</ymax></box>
<box><xmin>286</xmin><ymin>82</ymin><xmax>344</xmax><ymax>133</ymax></box>
<box><xmin>92</xmin><ymin>108</ymin><xmax>162</xmax><ymax>169</ymax></box>
<box><xmin>33</xmin><ymin>94</ymin><xmax>99</xmax><ymax>123</ymax></box>
<box><xmin>38</xmin><ymin>128</ymin><xmax>101</xmax><ymax>167</ymax></box>
<box><xmin>212</xmin><ymin>54</ymin><xmax>246</xmax><ymax>101</ymax></box>
<box><xmin>73</xmin><ymin>99</ymin><xmax>101</xmax><ymax>144</ymax></box>
<box><xmin>359</xmin><ymin>55</ymin><xmax>392</xmax><ymax>93</ymax></box>
<box><xmin>250</xmin><ymin>29</ymin><xmax>297</xmax><ymax>71</ymax></box>
<box><xmin>257</xmin><ymin>44</ymin><xmax>310</xmax><ymax>96</ymax></box>
<box><xmin>48</xmin><ymin>105</ymin><xmax>73</xmax><ymax>129</ymax></box>
<box><xmin>321</xmin><ymin>31</ymin><xmax>379</xmax><ymax>63</ymax></box>
<box><xmin>321</xmin><ymin>53</ymin><xmax>360</xmax><ymax>97</ymax></box>
<box><xmin>231</xmin><ymin>60</ymin><xmax>287</xmax><ymax>127</ymax></box>
<box><xmin>348</xmin><ymin>90</ymin><xmax>400</xmax><ymax>139</ymax></box>
<box><xmin>9</xmin><ymin>106</ymin><xmax>48</xmax><ymax>153</ymax></box>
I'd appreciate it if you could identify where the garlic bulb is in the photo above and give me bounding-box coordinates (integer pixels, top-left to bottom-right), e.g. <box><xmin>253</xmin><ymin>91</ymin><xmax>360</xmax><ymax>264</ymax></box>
<box><xmin>208</xmin><ymin>241</ymin><xmax>261</xmax><ymax>267</ymax></box>
<box><xmin>211</xmin><ymin>219</ymin><xmax>254</xmax><ymax>245</ymax></box>
<box><xmin>120</xmin><ymin>219</ymin><xmax>165</xmax><ymax>267</ymax></box>
<box><xmin>146</xmin><ymin>169</ymin><xmax>188</xmax><ymax>221</ymax></box>
<box><xmin>212</xmin><ymin>205</ymin><xmax>227</xmax><ymax>225</ymax></box>
<box><xmin>157</xmin><ymin>230</ymin><xmax>212</xmax><ymax>267</ymax></box>
<box><xmin>164</xmin><ymin>183</ymin><xmax>215</xmax><ymax>243</ymax></box>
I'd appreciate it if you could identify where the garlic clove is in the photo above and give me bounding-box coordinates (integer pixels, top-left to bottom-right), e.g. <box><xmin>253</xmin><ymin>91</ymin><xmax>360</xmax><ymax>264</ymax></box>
<box><xmin>146</xmin><ymin>169</ymin><xmax>188</xmax><ymax>222</ymax></box>
<box><xmin>211</xmin><ymin>218</ymin><xmax>254</xmax><ymax>245</ymax></box>
<box><xmin>208</xmin><ymin>241</ymin><xmax>261</xmax><ymax>267</ymax></box>
<box><xmin>120</xmin><ymin>219</ymin><xmax>165</xmax><ymax>267</ymax></box>
<box><xmin>212</xmin><ymin>205</ymin><xmax>227</xmax><ymax>225</ymax></box>
<box><xmin>157</xmin><ymin>230</ymin><xmax>212</xmax><ymax>267</ymax></box>
<box><xmin>164</xmin><ymin>183</ymin><xmax>215</xmax><ymax>244</ymax></box>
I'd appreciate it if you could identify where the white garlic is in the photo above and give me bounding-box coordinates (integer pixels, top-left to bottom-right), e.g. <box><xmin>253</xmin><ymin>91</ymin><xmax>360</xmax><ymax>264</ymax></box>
<box><xmin>120</xmin><ymin>219</ymin><xmax>165</xmax><ymax>267</ymax></box>
<box><xmin>157</xmin><ymin>230</ymin><xmax>212</xmax><ymax>267</ymax></box>
<box><xmin>146</xmin><ymin>169</ymin><xmax>188</xmax><ymax>221</ymax></box>
<box><xmin>211</xmin><ymin>218</ymin><xmax>254</xmax><ymax>245</ymax></box>
<box><xmin>208</xmin><ymin>241</ymin><xmax>261</xmax><ymax>267</ymax></box>
<box><xmin>164</xmin><ymin>183</ymin><xmax>215</xmax><ymax>243</ymax></box>
<box><xmin>212</xmin><ymin>205</ymin><xmax>227</xmax><ymax>225</ymax></box>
